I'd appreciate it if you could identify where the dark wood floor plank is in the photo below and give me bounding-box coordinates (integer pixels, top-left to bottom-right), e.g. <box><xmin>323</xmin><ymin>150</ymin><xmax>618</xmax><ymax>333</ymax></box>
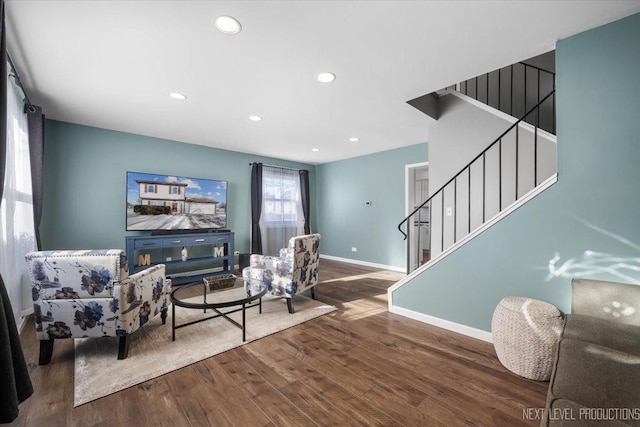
<box><xmin>135</xmin><ymin>376</ymin><xmax>191</xmax><ymax>426</ymax></box>
<box><xmin>226</xmin><ymin>346</ymin><xmax>295</xmax><ymax>390</ymax></box>
<box><xmin>7</xmin><ymin>257</ymin><xmax>546</xmax><ymax>426</ymax></box>
<box><xmin>19</xmin><ymin>339</ymin><xmax>74</xmax><ymax>427</ymax></box>
<box><xmin>277</xmin><ymin>380</ymin><xmax>354</xmax><ymax>427</ymax></box>
<box><xmin>306</xmin><ymin>321</ymin><xmax>530</xmax><ymax>416</ymax></box>
<box><xmin>213</xmin><ymin>350</ymin><xmax>317</xmax><ymax>427</ymax></box>
<box><xmin>311</xmin><ymin>312</ymin><xmax>545</xmax><ymax>409</ymax></box>
<box><xmin>277</xmin><ymin>329</ymin><xmax>429</xmax><ymax>407</ymax></box>
<box><xmin>196</xmin><ymin>358</ymin><xmax>274</xmax><ymax>427</ymax></box>
<box><xmin>288</xmin><ymin>324</ymin><xmax>530</xmax><ymax>426</ymax></box>
<box><xmin>259</xmin><ymin>345</ymin><xmax>404</xmax><ymax>426</ymax></box>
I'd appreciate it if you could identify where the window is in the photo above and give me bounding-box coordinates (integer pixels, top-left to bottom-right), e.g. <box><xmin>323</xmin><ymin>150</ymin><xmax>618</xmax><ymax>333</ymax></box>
<box><xmin>147</xmin><ymin>184</ymin><xmax>156</xmax><ymax>193</ymax></box>
<box><xmin>259</xmin><ymin>166</ymin><xmax>305</xmax><ymax>255</ymax></box>
<box><xmin>262</xmin><ymin>173</ymin><xmax>301</xmax><ymax>224</ymax></box>
<box><xmin>171</xmin><ymin>186</ymin><xmax>180</xmax><ymax>194</ymax></box>
<box><xmin>0</xmin><ymin>67</ymin><xmax>36</xmax><ymax>325</ymax></box>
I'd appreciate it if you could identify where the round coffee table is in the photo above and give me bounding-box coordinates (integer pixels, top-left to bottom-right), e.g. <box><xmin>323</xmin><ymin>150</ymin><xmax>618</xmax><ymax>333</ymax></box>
<box><xmin>170</xmin><ymin>276</ymin><xmax>267</xmax><ymax>342</ymax></box>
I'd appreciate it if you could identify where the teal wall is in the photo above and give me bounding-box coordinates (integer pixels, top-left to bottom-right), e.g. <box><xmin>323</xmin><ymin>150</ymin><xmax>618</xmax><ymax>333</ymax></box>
<box><xmin>316</xmin><ymin>143</ymin><xmax>428</xmax><ymax>269</ymax></box>
<box><xmin>392</xmin><ymin>12</ymin><xmax>640</xmax><ymax>331</ymax></box>
<box><xmin>41</xmin><ymin>121</ymin><xmax>316</xmax><ymax>253</ymax></box>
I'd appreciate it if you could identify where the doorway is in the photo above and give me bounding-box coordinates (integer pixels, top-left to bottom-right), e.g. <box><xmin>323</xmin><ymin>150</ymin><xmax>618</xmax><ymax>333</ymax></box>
<box><xmin>405</xmin><ymin>162</ymin><xmax>430</xmax><ymax>273</ymax></box>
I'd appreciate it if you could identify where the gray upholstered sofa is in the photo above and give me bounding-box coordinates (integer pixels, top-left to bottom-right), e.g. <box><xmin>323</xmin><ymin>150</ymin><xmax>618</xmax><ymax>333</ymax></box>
<box><xmin>542</xmin><ymin>278</ymin><xmax>640</xmax><ymax>426</ymax></box>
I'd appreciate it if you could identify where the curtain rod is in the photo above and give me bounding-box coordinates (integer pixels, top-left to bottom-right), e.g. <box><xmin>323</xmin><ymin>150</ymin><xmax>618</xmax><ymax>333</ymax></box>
<box><xmin>7</xmin><ymin>52</ymin><xmax>35</xmax><ymax>112</ymax></box>
<box><xmin>249</xmin><ymin>162</ymin><xmax>307</xmax><ymax>172</ymax></box>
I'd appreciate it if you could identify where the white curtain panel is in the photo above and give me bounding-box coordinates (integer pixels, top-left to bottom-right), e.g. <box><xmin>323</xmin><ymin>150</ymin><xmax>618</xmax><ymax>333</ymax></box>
<box><xmin>0</xmin><ymin>69</ymin><xmax>36</xmax><ymax>326</ymax></box>
<box><xmin>259</xmin><ymin>166</ymin><xmax>304</xmax><ymax>256</ymax></box>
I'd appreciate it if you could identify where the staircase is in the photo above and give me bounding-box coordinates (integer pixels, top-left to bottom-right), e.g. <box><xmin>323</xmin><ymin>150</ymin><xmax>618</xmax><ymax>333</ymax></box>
<box><xmin>400</xmin><ymin>59</ymin><xmax>557</xmax><ymax>274</ymax></box>
<box><xmin>458</xmin><ymin>61</ymin><xmax>556</xmax><ymax>134</ymax></box>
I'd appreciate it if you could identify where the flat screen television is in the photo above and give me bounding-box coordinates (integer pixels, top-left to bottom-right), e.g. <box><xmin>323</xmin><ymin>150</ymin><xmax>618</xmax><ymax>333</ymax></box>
<box><xmin>126</xmin><ymin>171</ymin><xmax>227</xmax><ymax>231</ymax></box>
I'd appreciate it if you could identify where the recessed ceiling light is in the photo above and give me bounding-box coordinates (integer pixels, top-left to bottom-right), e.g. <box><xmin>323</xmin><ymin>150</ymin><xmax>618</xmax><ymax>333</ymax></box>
<box><xmin>215</xmin><ymin>16</ymin><xmax>242</xmax><ymax>35</ymax></box>
<box><xmin>169</xmin><ymin>92</ymin><xmax>187</xmax><ymax>100</ymax></box>
<box><xmin>311</xmin><ymin>148</ymin><xmax>320</xmax><ymax>152</ymax></box>
<box><xmin>349</xmin><ymin>137</ymin><xmax>360</xmax><ymax>142</ymax></box>
<box><xmin>317</xmin><ymin>72</ymin><xmax>336</xmax><ymax>83</ymax></box>
<box><xmin>249</xmin><ymin>115</ymin><xmax>262</xmax><ymax>121</ymax></box>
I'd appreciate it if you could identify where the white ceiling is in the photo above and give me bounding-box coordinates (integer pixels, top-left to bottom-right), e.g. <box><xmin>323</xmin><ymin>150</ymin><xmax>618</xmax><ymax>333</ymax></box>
<box><xmin>6</xmin><ymin>1</ymin><xmax>640</xmax><ymax>165</ymax></box>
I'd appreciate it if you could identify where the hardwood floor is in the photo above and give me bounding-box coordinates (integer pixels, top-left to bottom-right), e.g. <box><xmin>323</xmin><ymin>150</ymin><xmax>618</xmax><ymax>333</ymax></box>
<box><xmin>8</xmin><ymin>258</ymin><xmax>547</xmax><ymax>426</ymax></box>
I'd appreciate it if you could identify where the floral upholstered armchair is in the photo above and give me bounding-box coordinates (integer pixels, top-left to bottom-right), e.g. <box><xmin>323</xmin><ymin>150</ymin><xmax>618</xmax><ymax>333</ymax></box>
<box><xmin>243</xmin><ymin>233</ymin><xmax>320</xmax><ymax>313</ymax></box>
<box><xmin>25</xmin><ymin>249</ymin><xmax>170</xmax><ymax>364</ymax></box>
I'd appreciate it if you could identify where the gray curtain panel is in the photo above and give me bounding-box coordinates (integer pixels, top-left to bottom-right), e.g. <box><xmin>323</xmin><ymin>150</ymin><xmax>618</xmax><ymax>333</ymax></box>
<box><xmin>250</xmin><ymin>162</ymin><xmax>263</xmax><ymax>254</ymax></box>
<box><xmin>299</xmin><ymin>169</ymin><xmax>310</xmax><ymax>234</ymax></box>
<box><xmin>26</xmin><ymin>104</ymin><xmax>44</xmax><ymax>250</ymax></box>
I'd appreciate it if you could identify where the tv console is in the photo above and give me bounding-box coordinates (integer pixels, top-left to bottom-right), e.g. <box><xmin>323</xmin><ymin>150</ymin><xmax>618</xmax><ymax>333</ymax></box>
<box><xmin>125</xmin><ymin>231</ymin><xmax>235</xmax><ymax>286</ymax></box>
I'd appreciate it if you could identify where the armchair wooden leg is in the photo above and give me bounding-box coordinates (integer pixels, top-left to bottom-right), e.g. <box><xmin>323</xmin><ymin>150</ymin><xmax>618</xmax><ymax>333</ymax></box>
<box><xmin>39</xmin><ymin>339</ymin><xmax>54</xmax><ymax>365</ymax></box>
<box><xmin>311</xmin><ymin>287</ymin><xmax>316</xmax><ymax>300</ymax></box>
<box><xmin>118</xmin><ymin>335</ymin><xmax>131</xmax><ymax>360</ymax></box>
<box><xmin>161</xmin><ymin>307</ymin><xmax>168</xmax><ymax>325</ymax></box>
<box><xmin>286</xmin><ymin>298</ymin><xmax>295</xmax><ymax>314</ymax></box>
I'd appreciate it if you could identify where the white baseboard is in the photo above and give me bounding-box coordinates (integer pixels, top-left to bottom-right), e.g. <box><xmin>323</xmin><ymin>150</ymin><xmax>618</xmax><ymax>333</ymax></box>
<box><xmin>18</xmin><ymin>310</ymin><xmax>32</xmax><ymax>334</ymax></box>
<box><xmin>320</xmin><ymin>254</ymin><xmax>405</xmax><ymax>273</ymax></box>
<box><xmin>321</xmin><ymin>254</ymin><xmax>491</xmax><ymax>343</ymax></box>
<box><xmin>17</xmin><ymin>317</ymin><xmax>27</xmax><ymax>334</ymax></box>
<box><xmin>389</xmin><ymin>305</ymin><xmax>493</xmax><ymax>343</ymax></box>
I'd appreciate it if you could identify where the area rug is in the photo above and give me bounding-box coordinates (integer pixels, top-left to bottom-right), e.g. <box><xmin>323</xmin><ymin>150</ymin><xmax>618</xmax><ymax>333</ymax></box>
<box><xmin>74</xmin><ymin>294</ymin><xmax>335</xmax><ymax>406</ymax></box>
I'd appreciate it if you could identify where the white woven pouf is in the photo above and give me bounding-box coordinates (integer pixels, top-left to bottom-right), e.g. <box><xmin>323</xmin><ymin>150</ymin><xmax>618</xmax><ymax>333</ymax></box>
<box><xmin>491</xmin><ymin>296</ymin><xmax>564</xmax><ymax>381</ymax></box>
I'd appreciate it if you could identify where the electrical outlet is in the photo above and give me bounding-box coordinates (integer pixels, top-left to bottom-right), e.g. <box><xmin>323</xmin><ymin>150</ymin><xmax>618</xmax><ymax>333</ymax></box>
<box><xmin>446</xmin><ymin>207</ymin><xmax>453</xmax><ymax>216</ymax></box>
<box><xmin>351</xmin><ymin>247</ymin><xmax>357</xmax><ymax>252</ymax></box>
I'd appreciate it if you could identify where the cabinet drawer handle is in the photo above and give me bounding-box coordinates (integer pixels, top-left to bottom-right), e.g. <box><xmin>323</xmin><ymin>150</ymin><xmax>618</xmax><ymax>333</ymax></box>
<box><xmin>216</xmin><ymin>237</ymin><xmax>225</xmax><ymax>241</ymax></box>
<box><xmin>143</xmin><ymin>242</ymin><xmax>156</xmax><ymax>246</ymax></box>
<box><xmin>171</xmin><ymin>240</ymin><xmax>182</xmax><ymax>244</ymax></box>
<box><xmin>195</xmin><ymin>238</ymin><xmax>205</xmax><ymax>242</ymax></box>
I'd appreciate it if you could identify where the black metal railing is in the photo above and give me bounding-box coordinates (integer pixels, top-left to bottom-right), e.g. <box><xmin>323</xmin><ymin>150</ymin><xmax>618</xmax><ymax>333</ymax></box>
<box><xmin>399</xmin><ymin>89</ymin><xmax>556</xmax><ymax>273</ymax></box>
<box><xmin>459</xmin><ymin>62</ymin><xmax>556</xmax><ymax>135</ymax></box>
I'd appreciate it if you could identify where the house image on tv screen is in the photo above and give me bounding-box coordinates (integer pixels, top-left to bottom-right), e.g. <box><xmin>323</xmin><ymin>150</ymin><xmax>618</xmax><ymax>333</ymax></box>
<box><xmin>136</xmin><ymin>180</ymin><xmax>219</xmax><ymax>214</ymax></box>
<box><xmin>127</xmin><ymin>172</ymin><xmax>227</xmax><ymax>231</ymax></box>
<box><xmin>137</xmin><ymin>180</ymin><xmax>190</xmax><ymax>213</ymax></box>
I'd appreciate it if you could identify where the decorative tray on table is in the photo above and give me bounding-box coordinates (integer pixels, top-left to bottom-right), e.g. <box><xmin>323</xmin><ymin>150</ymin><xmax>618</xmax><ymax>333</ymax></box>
<box><xmin>203</xmin><ymin>274</ymin><xmax>237</xmax><ymax>291</ymax></box>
